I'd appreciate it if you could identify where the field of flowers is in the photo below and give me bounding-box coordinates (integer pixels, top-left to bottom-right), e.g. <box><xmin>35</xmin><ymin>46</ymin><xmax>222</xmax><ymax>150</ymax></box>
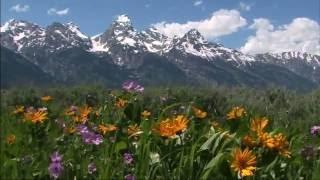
<box><xmin>1</xmin><ymin>82</ymin><xmax>320</xmax><ymax>179</ymax></box>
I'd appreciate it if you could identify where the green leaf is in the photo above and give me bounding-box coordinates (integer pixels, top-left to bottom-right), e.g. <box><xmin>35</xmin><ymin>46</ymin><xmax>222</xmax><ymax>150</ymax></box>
<box><xmin>201</xmin><ymin>153</ymin><xmax>224</xmax><ymax>179</ymax></box>
<box><xmin>115</xmin><ymin>141</ymin><xmax>127</xmax><ymax>153</ymax></box>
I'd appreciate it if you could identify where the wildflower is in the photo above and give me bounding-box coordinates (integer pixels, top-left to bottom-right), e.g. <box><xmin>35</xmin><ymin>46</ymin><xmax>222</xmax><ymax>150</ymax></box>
<box><xmin>226</xmin><ymin>106</ymin><xmax>246</xmax><ymax>120</ymax></box>
<box><xmin>81</xmin><ymin>131</ymin><xmax>103</xmax><ymax>145</ymax></box>
<box><xmin>73</xmin><ymin>105</ymin><xmax>92</xmax><ymax>124</ymax></box>
<box><xmin>13</xmin><ymin>105</ymin><xmax>24</xmax><ymax>114</ymax></box>
<box><xmin>123</xmin><ymin>153</ymin><xmax>134</xmax><ymax>165</ymax></box>
<box><xmin>192</xmin><ymin>107</ymin><xmax>207</xmax><ymax>119</ymax></box>
<box><xmin>141</xmin><ymin>110</ymin><xmax>151</xmax><ymax>119</ymax></box>
<box><xmin>122</xmin><ymin>80</ymin><xmax>144</xmax><ymax>93</ymax></box>
<box><xmin>273</xmin><ymin>133</ymin><xmax>291</xmax><ymax>158</ymax></box>
<box><xmin>115</xmin><ymin>98</ymin><xmax>127</xmax><ymax>109</ymax></box>
<box><xmin>76</xmin><ymin>125</ymin><xmax>103</xmax><ymax>145</ymax></box>
<box><xmin>98</xmin><ymin>124</ymin><xmax>118</xmax><ymax>135</ymax></box>
<box><xmin>76</xmin><ymin>125</ymin><xmax>89</xmax><ymax>134</ymax></box>
<box><xmin>50</xmin><ymin>151</ymin><xmax>63</xmax><ymax>163</ymax></box>
<box><xmin>173</xmin><ymin>115</ymin><xmax>189</xmax><ymax>134</ymax></box>
<box><xmin>124</xmin><ymin>174</ymin><xmax>136</xmax><ymax>180</ymax></box>
<box><xmin>128</xmin><ymin>124</ymin><xmax>142</xmax><ymax>138</ymax></box>
<box><xmin>242</xmin><ymin>135</ymin><xmax>256</xmax><ymax>148</ymax></box>
<box><xmin>88</xmin><ymin>163</ymin><xmax>97</xmax><ymax>174</ymax></box>
<box><xmin>41</xmin><ymin>96</ymin><xmax>52</xmax><ymax>102</ymax></box>
<box><xmin>6</xmin><ymin>134</ymin><xmax>16</xmax><ymax>145</ymax></box>
<box><xmin>150</xmin><ymin>152</ymin><xmax>160</xmax><ymax>165</ymax></box>
<box><xmin>250</xmin><ymin>117</ymin><xmax>269</xmax><ymax>133</ymax></box>
<box><xmin>153</xmin><ymin>119</ymin><xmax>177</xmax><ymax>138</ymax></box>
<box><xmin>310</xmin><ymin>125</ymin><xmax>320</xmax><ymax>136</ymax></box>
<box><xmin>231</xmin><ymin>148</ymin><xmax>257</xmax><ymax>177</ymax></box>
<box><xmin>258</xmin><ymin>132</ymin><xmax>276</xmax><ymax>149</ymax></box>
<box><xmin>48</xmin><ymin>151</ymin><xmax>63</xmax><ymax>179</ymax></box>
<box><xmin>153</xmin><ymin>115</ymin><xmax>189</xmax><ymax>138</ymax></box>
<box><xmin>24</xmin><ymin>108</ymin><xmax>48</xmax><ymax>124</ymax></box>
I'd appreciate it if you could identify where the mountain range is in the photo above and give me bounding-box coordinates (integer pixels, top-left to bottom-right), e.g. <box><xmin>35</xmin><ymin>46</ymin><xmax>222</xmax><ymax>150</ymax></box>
<box><xmin>1</xmin><ymin>15</ymin><xmax>319</xmax><ymax>90</ymax></box>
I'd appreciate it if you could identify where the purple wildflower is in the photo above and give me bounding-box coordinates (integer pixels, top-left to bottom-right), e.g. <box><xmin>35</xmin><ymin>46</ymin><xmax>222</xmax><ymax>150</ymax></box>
<box><xmin>310</xmin><ymin>125</ymin><xmax>320</xmax><ymax>136</ymax></box>
<box><xmin>82</xmin><ymin>131</ymin><xmax>103</xmax><ymax>145</ymax></box>
<box><xmin>123</xmin><ymin>153</ymin><xmax>134</xmax><ymax>165</ymax></box>
<box><xmin>122</xmin><ymin>81</ymin><xmax>144</xmax><ymax>93</ymax></box>
<box><xmin>48</xmin><ymin>162</ymin><xmax>64</xmax><ymax>179</ymax></box>
<box><xmin>88</xmin><ymin>163</ymin><xmax>97</xmax><ymax>174</ymax></box>
<box><xmin>50</xmin><ymin>151</ymin><xmax>63</xmax><ymax>163</ymax></box>
<box><xmin>48</xmin><ymin>152</ymin><xmax>63</xmax><ymax>179</ymax></box>
<box><xmin>76</xmin><ymin>125</ymin><xmax>103</xmax><ymax>145</ymax></box>
<box><xmin>124</xmin><ymin>174</ymin><xmax>136</xmax><ymax>180</ymax></box>
<box><xmin>76</xmin><ymin>125</ymin><xmax>89</xmax><ymax>134</ymax></box>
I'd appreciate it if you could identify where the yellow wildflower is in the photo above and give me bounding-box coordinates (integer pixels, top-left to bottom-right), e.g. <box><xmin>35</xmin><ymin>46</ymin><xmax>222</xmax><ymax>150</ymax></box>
<box><xmin>231</xmin><ymin>148</ymin><xmax>257</xmax><ymax>177</ymax></box>
<box><xmin>250</xmin><ymin>117</ymin><xmax>269</xmax><ymax>133</ymax></box>
<box><xmin>141</xmin><ymin>110</ymin><xmax>151</xmax><ymax>119</ymax></box>
<box><xmin>192</xmin><ymin>107</ymin><xmax>207</xmax><ymax>119</ymax></box>
<box><xmin>153</xmin><ymin>115</ymin><xmax>189</xmax><ymax>138</ymax></box>
<box><xmin>73</xmin><ymin>105</ymin><xmax>92</xmax><ymax>124</ymax></box>
<box><xmin>226</xmin><ymin>106</ymin><xmax>246</xmax><ymax>120</ymax></box>
<box><xmin>99</xmin><ymin>124</ymin><xmax>118</xmax><ymax>135</ymax></box>
<box><xmin>13</xmin><ymin>105</ymin><xmax>24</xmax><ymax>114</ymax></box>
<box><xmin>128</xmin><ymin>124</ymin><xmax>142</xmax><ymax>138</ymax></box>
<box><xmin>115</xmin><ymin>98</ymin><xmax>127</xmax><ymax>109</ymax></box>
<box><xmin>273</xmin><ymin>133</ymin><xmax>291</xmax><ymax>158</ymax></box>
<box><xmin>242</xmin><ymin>135</ymin><xmax>257</xmax><ymax>148</ymax></box>
<box><xmin>24</xmin><ymin>108</ymin><xmax>48</xmax><ymax>124</ymax></box>
<box><xmin>258</xmin><ymin>132</ymin><xmax>276</xmax><ymax>149</ymax></box>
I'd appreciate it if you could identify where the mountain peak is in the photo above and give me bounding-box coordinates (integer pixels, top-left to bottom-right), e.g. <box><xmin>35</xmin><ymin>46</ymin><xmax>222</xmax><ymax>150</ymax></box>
<box><xmin>114</xmin><ymin>14</ymin><xmax>132</xmax><ymax>26</ymax></box>
<box><xmin>65</xmin><ymin>22</ymin><xmax>88</xmax><ymax>39</ymax></box>
<box><xmin>1</xmin><ymin>19</ymin><xmax>35</xmax><ymax>33</ymax></box>
<box><xmin>183</xmin><ymin>29</ymin><xmax>206</xmax><ymax>43</ymax></box>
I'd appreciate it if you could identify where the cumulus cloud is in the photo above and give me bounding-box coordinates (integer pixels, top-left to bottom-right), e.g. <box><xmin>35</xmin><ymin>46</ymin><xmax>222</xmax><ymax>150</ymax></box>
<box><xmin>193</xmin><ymin>0</ymin><xmax>203</xmax><ymax>6</ymax></box>
<box><xmin>152</xmin><ymin>9</ymin><xmax>247</xmax><ymax>39</ymax></box>
<box><xmin>10</xmin><ymin>4</ymin><xmax>30</xmax><ymax>12</ymax></box>
<box><xmin>47</xmin><ymin>8</ymin><xmax>69</xmax><ymax>16</ymax></box>
<box><xmin>240</xmin><ymin>18</ymin><xmax>320</xmax><ymax>55</ymax></box>
<box><xmin>239</xmin><ymin>2</ymin><xmax>251</xmax><ymax>11</ymax></box>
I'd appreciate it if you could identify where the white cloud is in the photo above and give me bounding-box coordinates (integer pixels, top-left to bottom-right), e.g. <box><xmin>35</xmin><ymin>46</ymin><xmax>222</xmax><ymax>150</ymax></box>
<box><xmin>239</xmin><ymin>2</ymin><xmax>251</xmax><ymax>11</ymax></box>
<box><xmin>47</xmin><ymin>8</ymin><xmax>69</xmax><ymax>16</ymax></box>
<box><xmin>194</xmin><ymin>0</ymin><xmax>203</xmax><ymax>6</ymax></box>
<box><xmin>152</xmin><ymin>9</ymin><xmax>247</xmax><ymax>39</ymax></box>
<box><xmin>240</xmin><ymin>18</ymin><xmax>320</xmax><ymax>55</ymax></box>
<box><xmin>10</xmin><ymin>4</ymin><xmax>30</xmax><ymax>13</ymax></box>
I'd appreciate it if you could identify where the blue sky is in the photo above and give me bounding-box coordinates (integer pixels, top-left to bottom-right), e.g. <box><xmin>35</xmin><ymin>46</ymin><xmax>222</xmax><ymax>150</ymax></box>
<box><xmin>1</xmin><ymin>0</ymin><xmax>319</xmax><ymax>54</ymax></box>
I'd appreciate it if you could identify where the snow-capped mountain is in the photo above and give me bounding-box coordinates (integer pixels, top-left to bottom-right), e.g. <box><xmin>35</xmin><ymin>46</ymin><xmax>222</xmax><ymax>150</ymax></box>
<box><xmin>167</xmin><ymin>29</ymin><xmax>255</xmax><ymax>66</ymax></box>
<box><xmin>1</xmin><ymin>15</ymin><xmax>319</xmax><ymax>90</ymax></box>
<box><xmin>0</xmin><ymin>19</ymin><xmax>91</xmax><ymax>56</ymax></box>
<box><xmin>1</xmin><ymin>19</ymin><xmax>46</xmax><ymax>52</ymax></box>
<box><xmin>256</xmin><ymin>51</ymin><xmax>320</xmax><ymax>67</ymax></box>
<box><xmin>255</xmin><ymin>52</ymin><xmax>320</xmax><ymax>84</ymax></box>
